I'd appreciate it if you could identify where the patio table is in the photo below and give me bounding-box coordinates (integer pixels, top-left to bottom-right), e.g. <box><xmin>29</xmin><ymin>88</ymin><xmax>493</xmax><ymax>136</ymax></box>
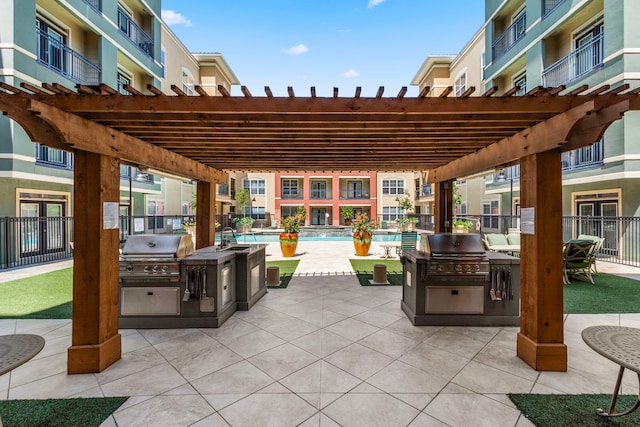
<box><xmin>581</xmin><ymin>325</ymin><xmax>640</xmax><ymax>418</ymax></box>
<box><xmin>380</xmin><ymin>244</ymin><xmax>398</xmax><ymax>259</ymax></box>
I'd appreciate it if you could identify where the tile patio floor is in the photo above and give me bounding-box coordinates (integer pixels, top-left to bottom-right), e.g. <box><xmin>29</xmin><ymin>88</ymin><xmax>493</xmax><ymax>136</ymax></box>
<box><xmin>1</xmin><ymin>239</ymin><xmax>640</xmax><ymax>426</ymax></box>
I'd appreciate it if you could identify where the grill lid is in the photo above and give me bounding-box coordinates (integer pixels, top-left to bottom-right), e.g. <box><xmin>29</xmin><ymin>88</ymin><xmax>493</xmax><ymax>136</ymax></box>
<box><xmin>121</xmin><ymin>234</ymin><xmax>194</xmax><ymax>259</ymax></box>
<box><xmin>423</xmin><ymin>233</ymin><xmax>486</xmax><ymax>257</ymax></box>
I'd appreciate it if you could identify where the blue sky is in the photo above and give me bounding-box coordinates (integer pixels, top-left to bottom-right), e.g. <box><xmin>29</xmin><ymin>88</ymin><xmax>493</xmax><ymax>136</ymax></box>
<box><xmin>161</xmin><ymin>1</ymin><xmax>486</xmax><ymax>97</ymax></box>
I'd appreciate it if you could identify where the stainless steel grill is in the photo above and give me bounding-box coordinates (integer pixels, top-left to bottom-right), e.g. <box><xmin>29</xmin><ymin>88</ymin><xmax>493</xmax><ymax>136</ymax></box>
<box><xmin>119</xmin><ymin>234</ymin><xmax>194</xmax><ymax>281</ymax></box>
<box><xmin>421</xmin><ymin>233</ymin><xmax>489</xmax><ymax>281</ymax></box>
<box><xmin>401</xmin><ymin>233</ymin><xmax>520</xmax><ymax>326</ymax></box>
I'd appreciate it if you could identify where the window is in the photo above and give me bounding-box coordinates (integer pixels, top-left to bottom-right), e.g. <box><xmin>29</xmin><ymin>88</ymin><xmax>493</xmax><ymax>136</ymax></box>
<box><xmin>36</xmin><ymin>145</ymin><xmax>73</xmax><ymax>169</ymax></box>
<box><xmin>243</xmin><ymin>179</ymin><xmax>266</xmax><ymax>195</ymax></box>
<box><xmin>454</xmin><ymin>72</ymin><xmax>467</xmax><ymax>97</ymax></box>
<box><xmin>513</xmin><ymin>73</ymin><xmax>527</xmax><ymax>96</ymax></box>
<box><xmin>281</xmin><ymin>206</ymin><xmax>299</xmax><ymax>218</ymax></box>
<box><xmin>245</xmin><ymin>206</ymin><xmax>266</xmax><ymax>220</ymax></box>
<box><xmin>382</xmin><ymin>179</ymin><xmax>404</xmax><ymax>195</ymax></box>
<box><xmin>575</xmin><ymin>22</ymin><xmax>604</xmax><ymax>78</ymax></box>
<box><xmin>482</xmin><ymin>200</ymin><xmax>499</xmax><ymax>230</ymax></box>
<box><xmin>146</xmin><ymin>200</ymin><xmax>165</xmax><ymax>231</ymax></box>
<box><xmin>117</xmin><ymin>71</ymin><xmax>131</xmax><ymax>95</ymax></box>
<box><xmin>118</xmin><ymin>3</ymin><xmax>133</xmax><ymax>38</ymax></box>
<box><xmin>311</xmin><ymin>180</ymin><xmax>327</xmax><ymax>199</ymax></box>
<box><xmin>182</xmin><ymin>69</ymin><xmax>195</xmax><ymax>95</ymax></box>
<box><xmin>383</xmin><ymin>206</ymin><xmax>405</xmax><ymax>221</ymax></box>
<box><xmin>36</xmin><ymin>17</ymin><xmax>66</xmax><ymax>73</ymax></box>
<box><xmin>282</xmin><ymin>179</ymin><xmax>299</xmax><ymax>197</ymax></box>
<box><xmin>160</xmin><ymin>46</ymin><xmax>166</xmax><ymax>79</ymax></box>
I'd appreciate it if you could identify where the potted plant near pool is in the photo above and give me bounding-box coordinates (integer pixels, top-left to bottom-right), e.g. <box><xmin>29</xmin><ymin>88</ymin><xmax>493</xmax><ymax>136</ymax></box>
<box><xmin>352</xmin><ymin>213</ymin><xmax>375</xmax><ymax>256</ymax></box>
<box><xmin>340</xmin><ymin>206</ymin><xmax>354</xmax><ymax>226</ymax></box>
<box><xmin>233</xmin><ymin>216</ymin><xmax>254</xmax><ymax>233</ymax></box>
<box><xmin>452</xmin><ymin>219</ymin><xmax>473</xmax><ymax>233</ymax></box>
<box><xmin>280</xmin><ymin>214</ymin><xmax>301</xmax><ymax>257</ymax></box>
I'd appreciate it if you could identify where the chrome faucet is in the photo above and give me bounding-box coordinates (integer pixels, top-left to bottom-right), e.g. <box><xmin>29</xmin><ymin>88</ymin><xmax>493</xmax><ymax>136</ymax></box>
<box><xmin>220</xmin><ymin>227</ymin><xmax>236</xmax><ymax>248</ymax></box>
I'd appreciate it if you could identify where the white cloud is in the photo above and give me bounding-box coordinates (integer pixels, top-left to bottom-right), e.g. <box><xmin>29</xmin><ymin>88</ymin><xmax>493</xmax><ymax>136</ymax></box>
<box><xmin>342</xmin><ymin>69</ymin><xmax>360</xmax><ymax>79</ymax></box>
<box><xmin>284</xmin><ymin>44</ymin><xmax>309</xmax><ymax>55</ymax></box>
<box><xmin>367</xmin><ymin>0</ymin><xmax>385</xmax><ymax>9</ymax></box>
<box><xmin>161</xmin><ymin>10</ymin><xmax>193</xmax><ymax>27</ymax></box>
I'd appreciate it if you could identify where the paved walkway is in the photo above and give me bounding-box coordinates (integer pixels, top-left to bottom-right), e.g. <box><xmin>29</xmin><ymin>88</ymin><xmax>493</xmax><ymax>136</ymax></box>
<box><xmin>1</xmin><ymin>243</ymin><xmax>639</xmax><ymax>426</ymax></box>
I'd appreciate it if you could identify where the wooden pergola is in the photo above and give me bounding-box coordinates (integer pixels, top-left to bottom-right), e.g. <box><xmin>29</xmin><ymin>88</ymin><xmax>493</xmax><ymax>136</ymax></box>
<box><xmin>1</xmin><ymin>81</ymin><xmax>638</xmax><ymax>374</ymax></box>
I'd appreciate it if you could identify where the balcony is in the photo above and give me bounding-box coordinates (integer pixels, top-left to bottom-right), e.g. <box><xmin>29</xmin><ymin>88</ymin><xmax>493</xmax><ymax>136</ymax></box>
<box><xmin>561</xmin><ymin>141</ymin><xmax>604</xmax><ymax>172</ymax></box>
<box><xmin>542</xmin><ymin>33</ymin><xmax>604</xmax><ymax>88</ymax></box>
<box><xmin>310</xmin><ymin>189</ymin><xmax>331</xmax><ymax>199</ymax></box>
<box><xmin>117</xmin><ymin>7</ymin><xmax>154</xmax><ymax>58</ymax></box>
<box><xmin>339</xmin><ymin>190</ymin><xmax>370</xmax><ymax>200</ymax></box>
<box><xmin>281</xmin><ymin>192</ymin><xmax>303</xmax><ymax>200</ymax></box>
<box><xmin>543</xmin><ymin>0</ymin><xmax>566</xmax><ymax>17</ymax></box>
<box><xmin>83</xmin><ymin>0</ymin><xmax>101</xmax><ymax>12</ymax></box>
<box><xmin>36</xmin><ymin>28</ymin><xmax>101</xmax><ymax>85</ymax></box>
<box><xmin>492</xmin><ymin>12</ymin><xmax>526</xmax><ymax>61</ymax></box>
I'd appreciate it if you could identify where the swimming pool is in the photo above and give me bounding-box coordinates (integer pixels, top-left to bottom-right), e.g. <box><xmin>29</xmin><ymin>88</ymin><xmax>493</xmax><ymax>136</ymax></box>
<box><xmin>232</xmin><ymin>234</ymin><xmax>411</xmax><ymax>242</ymax></box>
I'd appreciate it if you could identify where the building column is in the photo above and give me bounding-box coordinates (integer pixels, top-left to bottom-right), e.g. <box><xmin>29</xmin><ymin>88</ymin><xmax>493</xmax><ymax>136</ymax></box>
<box><xmin>434</xmin><ymin>180</ymin><xmax>453</xmax><ymax>233</ymax></box>
<box><xmin>517</xmin><ymin>148</ymin><xmax>567</xmax><ymax>371</ymax></box>
<box><xmin>196</xmin><ymin>181</ymin><xmax>216</xmax><ymax>249</ymax></box>
<box><xmin>68</xmin><ymin>151</ymin><xmax>121</xmax><ymax>374</ymax></box>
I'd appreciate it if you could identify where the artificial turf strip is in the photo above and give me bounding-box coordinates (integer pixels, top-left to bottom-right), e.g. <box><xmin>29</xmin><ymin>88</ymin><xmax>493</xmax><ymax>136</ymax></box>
<box><xmin>349</xmin><ymin>259</ymin><xmax>403</xmax><ymax>286</ymax></box>
<box><xmin>564</xmin><ymin>273</ymin><xmax>640</xmax><ymax>314</ymax></box>
<box><xmin>265</xmin><ymin>259</ymin><xmax>300</xmax><ymax>288</ymax></box>
<box><xmin>0</xmin><ymin>397</ymin><xmax>128</xmax><ymax>427</ymax></box>
<box><xmin>0</xmin><ymin>268</ymin><xmax>72</xmax><ymax>319</ymax></box>
<box><xmin>509</xmin><ymin>394</ymin><xmax>640</xmax><ymax>427</ymax></box>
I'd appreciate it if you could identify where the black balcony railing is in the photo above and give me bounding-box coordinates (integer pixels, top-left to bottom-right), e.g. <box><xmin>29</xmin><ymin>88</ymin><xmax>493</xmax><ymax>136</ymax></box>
<box><xmin>339</xmin><ymin>191</ymin><xmax>370</xmax><ymax>200</ymax></box>
<box><xmin>36</xmin><ymin>145</ymin><xmax>74</xmax><ymax>170</ymax></box>
<box><xmin>36</xmin><ymin>27</ymin><xmax>101</xmax><ymax>85</ymax></box>
<box><xmin>83</xmin><ymin>0</ymin><xmax>101</xmax><ymax>12</ymax></box>
<box><xmin>117</xmin><ymin>7</ymin><xmax>154</xmax><ymax>57</ymax></box>
<box><xmin>561</xmin><ymin>141</ymin><xmax>604</xmax><ymax>172</ymax></box>
<box><xmin>281</xmin><ymin>192</ymin><xmax>303</xmax><ymax>200</ymax></box>
<box><xmin>492</xmin><ymin>12</ymin><xmax>526</xmax><ymax>60</ymax></box>
<box><xmin>543</xmin><ymin>32</ymin><xmax>604</xmax><ymax>87</ymax></box>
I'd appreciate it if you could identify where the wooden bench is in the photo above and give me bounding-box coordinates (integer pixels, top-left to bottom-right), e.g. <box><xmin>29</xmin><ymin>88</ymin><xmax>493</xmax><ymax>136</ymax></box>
<box><xmin>581</xmin><ymin>325</ymin><xmax>640</xmax><ymax>418</ymax></box>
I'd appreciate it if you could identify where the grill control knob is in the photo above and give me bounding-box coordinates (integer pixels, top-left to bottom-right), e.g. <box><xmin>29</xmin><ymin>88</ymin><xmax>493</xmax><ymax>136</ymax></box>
<box><xmin>464</xmin><ymin>265</ymin><xmax>471</xmax><ymax>272</ymax></box>
<box><xmin>162</xmin><ymin>265</ymin><xmax>170</xmax><ymax>273</ymax></box>
<box><xmin>455</xmin><ymin>264</ymin><xmax>462</xmax><ymax>272</ymax></box>
<box><xmin>152</xmin><ymin>265</ymin><xmax>160</xmax><ymax>273</ymax></box>
<box><xmin>126</xmin><ymin>265</ymin><xmax>133</xmax><ymax>272</ymax></box>
<box><xmin>437</xmin><ymin>264</ymin><xmax>445</xmax><ymax>272</ymax></box>
<box><xmin>143</xmin><ymin>265</ymin><xmax>150</xmax><ymax>272</ymax></box>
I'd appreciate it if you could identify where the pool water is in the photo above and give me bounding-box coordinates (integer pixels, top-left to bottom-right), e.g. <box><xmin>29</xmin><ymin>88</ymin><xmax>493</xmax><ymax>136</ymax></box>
<box><xmin>233</xmin><ymin>234</ymin><xmax>411</xmax><ymax>243</ymax></box>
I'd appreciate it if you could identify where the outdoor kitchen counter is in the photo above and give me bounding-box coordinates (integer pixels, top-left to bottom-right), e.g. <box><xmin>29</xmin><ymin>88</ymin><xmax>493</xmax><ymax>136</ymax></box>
<box><xmin>401</xmin><ymin>248</ymin><xmax>520</xmax><ymax>326</ymax></box>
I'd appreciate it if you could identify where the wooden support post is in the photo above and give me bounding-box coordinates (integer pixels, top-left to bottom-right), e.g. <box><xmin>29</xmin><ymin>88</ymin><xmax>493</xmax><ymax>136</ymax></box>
<box><xmin>68</xmin><ymin>151</ymin><xmax>121</xmax><ymax>374</ymax></box>
<box><xmin>517</xmin><ymin>149</ymin><xmax>567</xmax><ymax>371</ymax></box>
<box><xmin>195</xmin><ymin>181</ymin><xmax>216</xmax><ymax>249</ymax></box>
<box><xmin>434</xmin><ymin>180</ymin><xmax>453</xmax><ymax>233</ymax></box>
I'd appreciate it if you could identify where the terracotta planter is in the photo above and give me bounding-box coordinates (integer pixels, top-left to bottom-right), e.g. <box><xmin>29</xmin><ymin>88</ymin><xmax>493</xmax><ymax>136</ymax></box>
<box><xmin>279</xmin><ymin>233</ymin><xmax>298</xmax><ymax>257</ymax></box>
<box><xmin>353</xmin><ymin>238</ymin><xmax>372</xmax><ymax>256</ymax></box>
<box><xmin>453</xmin><ymin>226</ymin><xmax>469</xmax><ymax>234</ymax></box>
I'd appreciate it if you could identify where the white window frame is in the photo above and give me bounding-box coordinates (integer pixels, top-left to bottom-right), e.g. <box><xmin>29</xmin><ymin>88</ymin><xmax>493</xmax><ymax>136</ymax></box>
<box><xmin>382</xmin><ymin>179</ymin><xmax>405</xmax><ymax>195</ymax></box>
<box><xmin>181</xmin><ymin>68</ymin><xmax>195</xmax><ymax>96</ymax></box>
<box><xmin>454</xmin><ymin>70</ymin><xmax>467</xmax><ymax>97</ymax></box>
<box><xmin>513</xmin><ymin>71</ymin><xmax>526</xmax><ymax>96</ymax></box>
<box><xmin>243</xmin><ymin>179</ymin><xmax>266</xmax><ymax>195</ymax></box>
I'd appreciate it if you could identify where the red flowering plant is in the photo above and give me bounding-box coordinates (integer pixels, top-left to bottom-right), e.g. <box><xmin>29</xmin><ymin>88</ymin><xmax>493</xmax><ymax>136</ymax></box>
<box><xmin>352</xmin><ymin>213</ymin><xmax>376</xmax><ymax>243</ymax></box>
<box><xmin>282</xmin><ymin>214</ymin><xmax>302</xmax><ymax>234</ymax></box>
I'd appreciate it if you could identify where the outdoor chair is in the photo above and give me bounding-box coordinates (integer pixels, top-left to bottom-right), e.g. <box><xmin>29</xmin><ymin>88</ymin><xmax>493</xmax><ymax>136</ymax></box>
<box><xmin>563</xmin><ymin>239</ymin><xmax>598</xmax><ymax>284</ymax></box>
<box><xmin>577</xmin><ymin>234</ymin><xmax>605</xmax><ymax>274</ymax></box>
<box><xmin>396</xmin><ymin>231</ymin><xmax>418</xmax><ymax>256</ymax></box>
<box><xmin>482</xmin><ymin>233</ymin><xmax>509</xmax><ymax>250</ymax></box>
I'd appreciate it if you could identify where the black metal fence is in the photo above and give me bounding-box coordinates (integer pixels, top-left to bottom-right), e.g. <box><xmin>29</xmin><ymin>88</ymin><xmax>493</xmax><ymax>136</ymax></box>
<box><xmin>2</xmin><ymin>214</ymin><xmax>640</xmax><ymax>270</ymax></box>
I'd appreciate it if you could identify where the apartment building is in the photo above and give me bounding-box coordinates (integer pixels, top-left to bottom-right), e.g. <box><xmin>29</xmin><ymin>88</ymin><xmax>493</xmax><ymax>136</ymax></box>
<box><xmin>483</xmin><ymin>0</ymin><xmax>640</xmax><ymax>250</ymax></box>
<box><xmin>0</xmin><ymin>0</ymin><xmax>238</xmax><ymax>259</ymax></box>
<box><xmin>411</xmin><ymin>27</ymin><xmax>491</xmax><ymax>220</ymax></box>
<box><xmin>413</xmin><ymin>0</ymin><xmax>639</xmax><ymax>247</ymax></box>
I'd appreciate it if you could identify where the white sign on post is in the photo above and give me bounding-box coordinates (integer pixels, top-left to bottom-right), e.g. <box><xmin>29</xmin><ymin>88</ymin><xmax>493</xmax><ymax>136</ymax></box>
<box><xmin>103</xmin><ymin>202</ymin><xmax>119</xmax><ymax>229</ymax></box>
<box><xmin>520</xmin><ymin>207</ymin><xmax>535</xmax><ymax>235</ymax></box>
